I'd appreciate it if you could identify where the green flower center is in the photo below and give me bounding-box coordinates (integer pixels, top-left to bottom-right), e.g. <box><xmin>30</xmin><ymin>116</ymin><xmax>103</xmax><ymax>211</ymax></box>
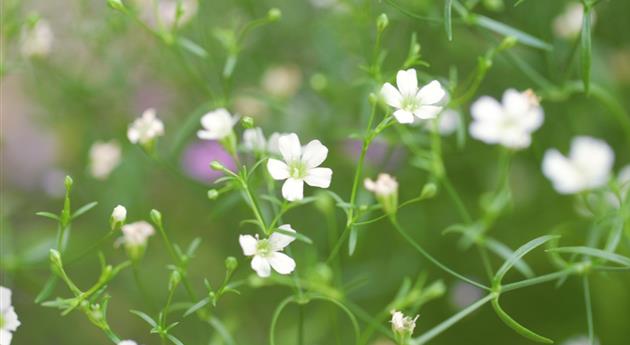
<box><xmin>0</xmin><ymin>313</ymin><xmax>5</xmax><ymax>328</ymax></box>
<box><xmin>401</xmin><ymin>96</ymin><xmax>419</xmax><ymax>112</ymax></box>
<box><xmin>288</xmin><ymin>161</ymin><xmax>307</xmax><ymax>179</ymax></box>
<box><xmin>256</xmin><ymin>239</ymin><xmax>272</xmax><ymax>257</ymax></box>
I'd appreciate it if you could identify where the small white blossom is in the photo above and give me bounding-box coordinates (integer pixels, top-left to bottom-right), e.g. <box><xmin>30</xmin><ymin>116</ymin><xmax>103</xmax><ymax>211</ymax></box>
<box><xmin>127</xmin><ymin>108</ymin><xmax>165</xmax><ymax>145</ymax></box>
<box><xmin>261</xmin><ymin>65</ymin><xmax>303</xmax><ymax>98</ymax></box>
<box><xmin>267</xmin><ymin>132</ymin><xmax>289</xmax><ymax>155</ymax></box>
<box><xmin>266</xmin><ymin>133</ymin><xmax>332</xmax><ymax>201</ymax></box>
<box><xmin>553</xmin><ymin>3</ymin><xmax>595</xmax><ymax>39</ymax></box>
<box><xmin>542</xmin><ymin>136</ymin><xmax>614</xmax><ymax>194</ymax></box>
<box><xmin>133</xmin><ymin>0</ymin><xmax>198</xmax><ymax>29</ymax></box>
<box><xmin>20</xmin><ymin>19</ymin><xmax>54</xmax><ymax>58</ymax></box>
<box><xmin>364</xmin><ymin>174</ymin><xmax>398</xmax><ymax>197</ymax></box>
<box><xmin>390</xmin><ymin>310</ymin><xmax>418</xmax><ymax>336</ymax></box>
<box><xmin>380</xmin><ymin>69</ymin><xmax>446</xmax><ymax>124</ymax></box>
<box><xmin>239</xmin><ymin>224</ymin><xmax>297</xmax><ymax>277</ymax></box>
<box><xmin>112</xmin><ymin>205</ymin><xmax>127</xmax><ymax>223</ymax></box>
<box><xmin>121</xmin><ymin>221</ymin><xmax>155</xmax><ymax>247</ymax></box>
<box><xmin>89</xmin><ymin>140</ymin><xmax>122</xmax><ymax>180</ymax></box>
<box><xmin>243</xmin><ymin>127</ymin><xmax>266</xmax><ymax>152</ymax></box>
<box><xmin>470</xmin><ymin>89</ymin><xmax>544</xmax><ymax>149</ymax></box>
<box><xmin>118</xmin><ymin>341</ymin><xmax>139</xmax><ymax>345</ymax></box>
<box><xmin>197</xmin><ymin>108</ymin><xmax>237</xmax><ymax>141</ymax></box>
<box><xmin>0</xmin><ymin>286</ymin><xmax>21</xmax><ymax>345</ymax></box>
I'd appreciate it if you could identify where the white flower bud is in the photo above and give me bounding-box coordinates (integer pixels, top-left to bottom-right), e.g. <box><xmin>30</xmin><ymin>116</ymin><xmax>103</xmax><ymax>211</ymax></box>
<box><xmin>112</xmin><ymin>205</ymin><xmax>127</xmax><ymax>223</ymax></box>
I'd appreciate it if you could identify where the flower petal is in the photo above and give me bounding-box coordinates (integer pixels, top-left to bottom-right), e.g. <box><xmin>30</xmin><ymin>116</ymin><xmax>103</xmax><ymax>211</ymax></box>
<box><xmin>470</xmin><ymin>96</ymin><xmax>503</xmax><ymax>122</ymax></box>
<box><xmin>267</xmin><ymin>159</ymin><xmax>290</xmax><ymax>180</ymax></box>
<box><xmin>417</xmin><ymin>80</ymin><xmax>446</xmax><ymax>105</ymax></box>
<box><xmin>268</xmin><ymin>252</ymin><xmax>296</xmax><ymax>275</ymax></box>
<box><xmin>570</xmin><ymin>136</ymin><xmax>614</xmax><ymax>189</ymax></box>
<box><xmin>304</xmin><ymin>167</ymin><xmax>332</xmax><ymax>188</ymax></box>
<box><xmin>542</xmin><ymin>149</ymin><xmax>583</xmax><ymax>194</ymax></box>
<box><xmin>282</xmin><ymin>178</ymin><xmax>304</xmax><ymax>201</ymax></box>
<box><xmin>269</xmin><ymin>224</ymin><xmax>296</xmax><ymax>251</ymax></box>
<box><xmin>0</xmin><ymin>286</ymin><xmax>12</xmax><ymax>310</ymax></box>
<box><xmin>301</xmin><ymin>140</ymin><xmax>328</xmax><ymax>168</ymax></box>
<box><xmin>469</xmin><ymin>121</ymin><xmax>500</xmax><ymax>144</ymax></box>
<box><xmin>502</xmin><ymin>89</ymin><xmax>529</xmax><ymax>116</ymax></box>
<box><xmin>239</xmin><ymin>235</ymin><xmax>258</xmax><ymax>256</ymax></box>
<box><xmin>251</xmin><ymin>255</ymin><xmax>271</xmax><ymax>277</ymax></box>
<box><xmin>278</xmin><ymin>133</ymin><xmax>302</xmax><ymax>162</ymax></box>
<box><xmin>396</xmin><ymin>69</ymin><xmax>418</xmax><ymax>97</ymax></box>
<box><xmin>393</xmin><ymin>109</ymin><xmax>415</xmax><ymax>124</ymax></box>
<box><xmin>381</xmin><ymin>83</ymin><xmax>402</xmax><ymax>108</ymax></box>
<box><xmin>0</xmin><ymin>329</ymin><xmax>13</xmax><ymax>345</ymax></box>
<box><xmin>413</xmin><ymin>105</ymin><xmax>443</xmax><ymax>119</ymax></box>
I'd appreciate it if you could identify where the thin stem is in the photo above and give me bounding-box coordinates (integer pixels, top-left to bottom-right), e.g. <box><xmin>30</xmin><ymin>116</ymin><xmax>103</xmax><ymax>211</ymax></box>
<box><xmin>502</xmin><ymin>267</ymin><xmax>577</xmax><ymax>293</ymax></box>
<box><xmin>441</xmin><ymin>175</ymin><xmax>473</xmax><ymax>224</ymax></box>
<box><xmin>477</xmin><ymin>244</ymin><xmax>494</xmax><ymax>281</ymax></box>
<box><xmin>412</xmin><ymin>294</ymin><xmax>495</xmax><ymax>345</ymax></box>
<box><xmin>390</xmin><ymin>217</ymin><xmax>490</xmax><ymax>291</ymax></box>
<box><xmin>583</xmin><ymin>275</ymin><xmax>595</xmax><ymax>345</ymax></box>
<box><xmin>241</xmin><ymin>181</ymin><xmax>268</xmax><ymax>234</ymax></box>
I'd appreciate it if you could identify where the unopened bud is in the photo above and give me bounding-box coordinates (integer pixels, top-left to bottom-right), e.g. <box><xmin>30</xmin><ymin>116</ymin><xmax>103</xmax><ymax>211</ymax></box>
<box><xmin>207</xmin><ymin>189</ymin><xmax>220</xmax><ymax>200</ymax></box>
<box><xmin>149</xmin><ymin>209</ymin><xmax>162</xmax><ymax>227</ymax></box>
<box><xmin>377</xmin><ymin>13</ymin><xmax>389</xmax><ymax>31</ymax></box>
<box><xmin>210</xmin><ymin>160</ymin><xmax>225</xmax><ymax>171</ymax></box>
<box><xmin>242</xmin><ymin>116</ymin><xmax>255</xmax><ymax>129</ymax></box>
<box><xmin>267</xmin><ymin>8</ymin><xmax>282</xmax><ymax>21</ymax></box>
<box><xmin>225</xmin><ymin>256</ymin><xmax>238</xmax><ymax>272</ymax></box>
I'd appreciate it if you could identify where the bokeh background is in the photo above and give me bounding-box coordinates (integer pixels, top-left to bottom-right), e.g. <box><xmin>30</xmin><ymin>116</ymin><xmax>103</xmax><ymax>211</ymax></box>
<box><xmin>2</xmin><ymin>0</ymin><xmax>630</xmax><ymax>344</ymax></box>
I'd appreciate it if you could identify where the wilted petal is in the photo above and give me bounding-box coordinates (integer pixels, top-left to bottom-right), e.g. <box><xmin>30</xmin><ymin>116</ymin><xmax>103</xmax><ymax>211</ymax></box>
<box><xmin>269</xmin><ymin>224</ymin><xmax>296</xmax><ymax>251</ymax></box>
<box><xmin>301</xmin><ymin>140</ymin><xmax>328</xmax><ymax>168</ymax></box>
<box><xmin>278</xmin><ymin>133</ymin><xmax>302</xmax><ymax>162</ymax></box>
<box><xmin>304</xmin><ymin>167</ymin><xmax>332</xmax><ymax>188</ymax></box>
<box><xmin>396</xmin><ymin>69</ymin><xmax>418</xmax><ymax>97</ymax></box>
<box><xmin>267</xmin><ymin>159</ymin><xmax>290</xmax><ymax>180</ymax></box>
<box><xmin>417</xmin><ymin>80</ymin><xmax>446</xmax><ymax>105</ymax></box>
<box><xmin>381</xmin><ymin>83</ymin><xmax>402</xmax><ymax>108</ymax></box>
<box><xmin>268</xmin><ymin>252</ymin><xmax>296</xmax><ymax>275</ymax></box>
<box><xmin>239</xmin><ymin>235</ymin><xmax>258</xmax><ymax>256</ymax></box>
<box><xmin>251</xmin><ymin>255</ymin><xmax>271</xmax><ymax>277</ymax></box>
<box><xmin>393</xmin><ymin>109</ymin><xmax>415</xmax><ymax>124</ymax></box>
<box><xmin>282</xmin><ymin>178</ymin><xmax>304</xmax><ymax>201</ymax></box>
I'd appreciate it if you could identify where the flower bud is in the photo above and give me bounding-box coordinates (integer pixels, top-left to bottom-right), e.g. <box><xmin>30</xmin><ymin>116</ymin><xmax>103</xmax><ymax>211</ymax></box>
<box><xmin>224</xmin><ymin>256</ymin><xmax>238</xmax><ymax>272</ymax></box>
<box><xmin>64</xmin><ymin>175</ymin><xmax>73</xmax><ymax>192</ymax></box>
<box><xmin>121</xmin><ymin>221</ymin><xmax>156</xmax><ymax>261</ymax></box>
<box><xmin>111</xmin><ymin>205</ymin><xmax>127</xmax><ymax>229</ymax></box>
<box><xmin>377</xmin><ymin>13</ymin><xmax>389</xmax><ymax>32</ymax></box>
<box><xmin>267</xmin><ymin>8</ymin><xmax>282</xmax><ymax>21</ymax></box>
<box><xmin>169</xmin><ymin>270</ymin><xmax>182</xmax><ymax>291</ymax></box>
<box><xmin>207</xmin><ymin>189</ymin><xmax>220</xmax><ymax>200</ymax></box>
<box><xmin>49</xmin><ymin>249</ymin><xmax>63</xmax><ymax>271</ymax></box>
<box><xmin>149</xmin><ymin>209</ymin><xmax>162</xmax><ymax>227</ymax></box>
<box><xmin>242</xmin><ymin>116</ymin><xmax>255</xmax><ymax>129</ymax></box>
<box><xmin>420</xmin><ymin>183</ymin><xmax>437</xmax><ymax>199</ymax></box>
<box><xmin>210</xmin><ymin>160</ymin><xmax>225</xmax><ymax>171</ymax></box>
<box><xmin>364</xmin><ymin>173</ymin><xmax>399</xmax><ymax>214</ymax></box>
<box><xmin>390</xmin><ymin>310</ymin><xmax>419</xmax><ymax>342</ymax></box>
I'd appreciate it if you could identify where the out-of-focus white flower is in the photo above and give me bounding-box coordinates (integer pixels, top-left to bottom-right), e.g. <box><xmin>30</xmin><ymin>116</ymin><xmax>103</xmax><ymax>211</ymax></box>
<box><xmin>239</xmin><ymin>224</ymin><xmax>297</xmax><ymax>277</ymax></box>
<box><xmin>111</xmin><ymin>205</ymin><xmax>127</xmax><ymax>224</ymax></box>
<box><xmin>381</xmin><ymin>69</ymin><xmax>446</xmax><ymax>124</ymax></box>
<box><xmin>121</xmin><ymin>221</ymin><xmax>155</xmax><ymax>247</ymax></box>
<box><xmin>469</xmin><ymin>89</ymin><xmax>544</xmax><ymax>149</ymax></box>
<box><xmin>20</xmin><ymin>19</ymin><xmax>54</xmax><ymax>58</ymax></box>
<box><xmin>89</xmin><ymin>140</ymin><xmax>122</xmax><ymax>180</ymax></box>
<box><xmin>364</xmin><ymin>174</ymin><xmax>398</xmax><ymax>197</ymax></box>
<box><xmin>266</xmin><ymin>133</ymin><xmax>332</xmax><ymax>201</ymax></box>
<box><xmin>133</xmin><ymin>0</ymin><xmax>198</xmax><ymax>29</ymax></box>
<box><xmin>0</xmin><ymin>286</ymin><xmax>21</xmax><ymax>345</ymax></box>
<box><xmin>423</xmin><ymin>109</ymin><xmax>460</xmax><ymax>136</ymax></box>
<box><xmin>561</xmin><ymin>335</ymin><xmax>599</xmax><ymax>345</ymax></box>
<box><xmin>118</xmin><ymin>341</ymin><xmax>139</xmax><ymax>345</ymax></box>
<box><xmin>553</xmin><ymin>3</ymin><xmax>595</xmax><ymax>39</ymax></box>
<box><xmin>243</xmin><ymin>127</ymin><xmax>266</xmax><ymax>152</ymax></box>
<box><xmin>127</xmin><ymin>108</ymin><xmax>165</xmax><ymax>145</ymax></box>
<box><xmin>542</xmin><ymin>136</ymin><xmax>614</xmax><ymax>194</ymax></box>
<box><xmin>197</xmin><ymin>108</ymin><xmax>237</xmax><ymax>141</ymax></box>
<box><xmin>267</xmin><ymin>132</ymin><xmax>288</xmax><ymax>155</ymax></box>
<box><xmin>261</xmin><ymin>65</ymin><xmax>303</xmax><ymax>98</ymax></box>
<box><xmin>233</xmin><ymin>95</ymin><xmax>268</xmax><ymax>118</ymax></box>
<box><xmin>390</xmin><ymin>310</ymin><xmax>418</xmax><ymax>337</ymax></box>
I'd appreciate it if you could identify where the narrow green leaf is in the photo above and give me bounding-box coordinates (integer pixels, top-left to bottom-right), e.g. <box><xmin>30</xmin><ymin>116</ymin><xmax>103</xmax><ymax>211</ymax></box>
<box><xmin>475</xmin><ymin>15</ymin><xmax>552</xmax><ymax>51</ymax></box>
<box><xmin>177</xmin><ymin>37</ymin><xmax>208</xmax><ymax>58</ymax></box>
<box><xmin>444</xmin><ymin>0</ymin><xmax>453</xmax><ymax>41</ymax></box>
<box><xmin>36</xmin><ymin>212</ymin><xmax>60</xmax><ymax>221</ymax></box>
<box><xmin>547</xmin><ymin>246</ymin><xmax>630</xmax><ymax>267</ymax></box>
<box><xmin>35</xmin><ymin>275</ymin><xmax>58</xmax><ymax>303</ymax></box>
<box><xmin>514</xmin><ymin>0</ymin><xmax>527</xmax><ymax>6</ymax></box>
<box><xmin>494</xmin><ymin>235</ymin><xmax>559</xmax><ymax>284</ymax></box>
<box><xmin>486</xmin><ymin>238</ymin><xmax>535</xmax><ymax>278</ymax></box>
<box><xmin>167</xmin><ymin>334</ymin><xmax>185</xmax><ymax>345</ymax></box>
<box><xmin>581</xmin><ymin>6</ymin><xmax>592</xmax><ymax>94</ymax></box>
<box><xmin>273</xmin><ymin>228</ymin><xmax>313</xmax><ymax>245</ymax></box>
<box><xmin>184</xmin><ymin>297</ymin><xmax>210</xmax><ymax>317</ymax></box>
<box><xmin>208</xmin><ymin>316</ymin><xmax>237</xmax><ymax>345</ymax></box>
<box><xmin>491</xmin><ymin>297</ymin><xmax>553</xmax><ymax>343</ymax></box>
<box><xmin>130</xmin><ymin>309</ymin><xmax>158</xmax><ymax>327</ymax></box>
<box><xmin>72</xmin><ymin>201</ymin><xmax>98</xmax><ymax>220</ymax></box>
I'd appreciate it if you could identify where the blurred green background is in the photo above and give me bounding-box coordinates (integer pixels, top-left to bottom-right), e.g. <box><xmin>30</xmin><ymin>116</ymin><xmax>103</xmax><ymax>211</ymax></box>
<box><xmin>2</xmin><ymin>0</ymin><xmax>630</xmax><ymax>344</ymax></box>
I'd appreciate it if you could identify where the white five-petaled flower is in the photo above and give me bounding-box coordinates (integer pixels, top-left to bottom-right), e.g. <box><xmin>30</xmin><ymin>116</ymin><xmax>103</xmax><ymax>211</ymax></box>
<box><xmin>121</xmin><ymin>221</ymin><xmax>155</xmax><ymax>247</ymax></box>
<box><xmin>20</xmin><ymin>19</ymin><xmax>54</xmax><ymax>58</ymax></box>
<box><xmin>127</xmin><ymin>108</ymin><xmax>165</xmax><ymax>145</ymax></box>
<box><xmin>469</xmin><ymin>89</ymin><xmax>544</xmax><ymax>149</ymax></box>
<box><xmin>118</xmin><ymin>341</ymin><xmax>140</xmax><ymax>345</ymax></box>
<box><xmin>239</xmin><ymin>224</ymin><xmax>297</xmax><ymax>277</ymax></box>
<box><xmin>267</xmin><ymin>132</ymin><xmax>289</xmax><ymax>155</ymax></box>
<box><xmin>542</xmin><ymin>136</ymin><xmax>614</xmax><ymax>194</ymax></box>
<box><xmin>364</xmin><ymin>173</ymin><xmax>398</xmax><ymax>197</ymax></box>
<box><xmin>267</xmin><ymin>133</ymin><xmax>332</xmax><ymax>201</ymax></box>
<box><xmin>243</xmin><ymin>127</ymin><xmax>267</xmax><ymax>152</ymax></box>
<box><xmin>89</xmin><ymin>140</ymin><xmax>122</xmax><ymax>180</ymax></box>
<box><xmin>197</xmin><ymin>108</ymin><xmax>237</xmax><ymax>141</ymax></box>
<box><xmin>390</xmin><ymin>310</ymin><xmax>418</xmax><ymax>335</ymax></box>
<box><xmin>381</xmin><ymin>69</ymin><xmax>446</xmax><ymax>124</ymax></box>
<box><xmin>0</xmin><ymin>286</ymin><xmax>21</xmax><ymax>345</ymax></box>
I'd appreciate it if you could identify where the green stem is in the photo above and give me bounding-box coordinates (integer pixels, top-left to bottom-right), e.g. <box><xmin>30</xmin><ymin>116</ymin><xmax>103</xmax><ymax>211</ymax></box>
<box><xmin>390</xmin><ymin>217</ymin><xmax>490</xmax><ymax>291</ymax></box>
<box><xmin>502</xmin><ymin>267</ymin><xmax>577</xmax><ymax>293</ymax></box>
<box><xmin>583</xmin><ymin>275</ymin><xmax>595</xmax><ymax>345</ymax></box>
<box><xmin>241</xmin><ymin>181</ymin><xmax>268</xmax><ymax>234</ymax></box>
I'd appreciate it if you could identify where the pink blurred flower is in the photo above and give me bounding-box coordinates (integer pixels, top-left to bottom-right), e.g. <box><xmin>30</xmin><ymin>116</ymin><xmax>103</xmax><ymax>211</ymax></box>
<box><xmin>181</xmin><ymin>140</ymin><xmax>236</xmax><ymax>183</ymax></box>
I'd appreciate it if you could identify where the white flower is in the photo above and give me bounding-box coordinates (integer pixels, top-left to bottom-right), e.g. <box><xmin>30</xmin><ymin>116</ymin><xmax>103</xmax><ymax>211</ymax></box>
<box><xmin>470</xmin><ymin>89</ymin><xmax>544</xmax><ymax>149</ymax></box>
<box><xmin>266</xmin><ymin>133</ymin><xmax>332</xmax><ymax>201</ymax></box>
<box><xmin>121</xmin><ymin>221</ymin><xmax>155</xmax><ymax>247</ymax></box>
<box><xmin>243</xmin><ymin>127</ymin><xmax>266</xmax><ymax>152</ymax></box>
<box><xmin>380</xmin><ymin>69</ymin><xmax>446</xmax><ymax>124</ymax></box>
<box><xmin>561</xmin><ymin>335</ymin><xmax>599</xmax><ymax>345</ymax></box>
<box><xmin>118</xmin><ymin>341</ymin><xmax>139</xmax><ymax>345</ymax></box>
<box><xmin>111</xmin><ymin>205</ymin><xmax>127</xmax><ymax>223</ymax></box>
<box><xmin>239</xmin><ymin>224</ymin><xmax>297</xmax><ymax>277</ymax></box>
<box><xmin>0</xmin><ymin>286</ymin><xmax>21</xmax><ymax>345</ymax></box>
<box><xmin>127</xmin><ymin>108</ymin><xmax>165</xmax><ymax>145</ymax></box>
<box><xmin>197</xmin><ymin>108</ymin><xmax>237</xmax><ymax>141</ymax></box>
<box><xmin>20</xmin><ymin>19</ymin><xmax>54</xmax><ymax>58</ymax></box>
<box><xmin>267</xmin><ymin>132</ymin><xmax>289</xmax><ymax>155</ymax></box>
<box><xmin>553</xmin><ymin>3</ymin><xmax>595</xmax><ymax>39</ymax></box>
<box><xmin>364</xmin><ymin>174</ymin><xmax>398</xmax><ymax>197</ymax></box>
<box><xmin>133</xmin><ymin>0</ymin><xmax>198</xmax><ymax>29</ymax></box>
<box><xmin>390</xmin><ymin>310</ymin><xmax>418</xmax><ymax>335</ymax></box>
<box><xmin>542</xmin><ymin>136</ymin><xmax>614</xmax><ymax>194</ymax></box>
<box><xmin>261</xmin><ymin>65</ymin><xmax>303</xmax><ymax>98</ymax></box>
<box><xmin>423</xmin><ymin>109</ymin><xmax>460</xmax><ymax>136</ymax></box>
<box><xmin>89</xmin><ymin>140</ymin><xmax>122</xmax><ymax>179</ymax></box>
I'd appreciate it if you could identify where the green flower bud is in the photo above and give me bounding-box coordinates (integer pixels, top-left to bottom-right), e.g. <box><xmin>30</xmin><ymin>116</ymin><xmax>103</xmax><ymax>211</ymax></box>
<box><xmin>377</xmin><ymin>13</ymin><xmax>389</xmax><ymax>32</ymax></box>
<box><xmin>210</xmin><ymin>160</ymin><xmax>225</xmax><ymax>171</ymax></box>
<box><xmin>207</xmin><ymin>189</ymin><xmax>220</xmax><ymax>200</ymax></box>
<box><xmin>242</xmin><ymin>116</ymin><xmax>255</xmax><ymax>129</ymax></box>
<box><xmin>107</xmin><ymin>0</ymin><xmax>126</xmax><ymax>11</ymax></box>
<box><xmin>267</xmin><ymin>8</ymin><xmax>282</xmax><ymax>21</ymax></box>
<box><xmin>224</xmin><ymin>256</ymin><xmax>238</xmax><ymax>272</ymax></box>
<box><xmin>150</xmin><ymin>209</ymin><xmax>163</xmax><ymax>227</ymax></box>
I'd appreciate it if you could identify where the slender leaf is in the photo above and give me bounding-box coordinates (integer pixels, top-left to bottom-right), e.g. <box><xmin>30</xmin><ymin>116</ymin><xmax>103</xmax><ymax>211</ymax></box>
<box><xmin>444</xmin><ymin>0</ymin><xmax>453</xmax><ymax>41</ymax></box>
<box><xmin>583</xmin><ymin>276</ymin><xmax>595</xmax><ymax>345</ymax></box>
<box><xmin>72</xmin><ymin>201</ymin><xmax>98</xmax><ymax>220</ymax></box>
<box><xmin>130</xmin><ymin>310</ymin><xmax>158</xmax><ymax>327</ymax></box>
<box><xmin>581</xmin><ymin>6</ymin><xmax>592</xmax><ymax>94</ymax></box>
<box><xmin>486</xmin><ymin>238</ymin><xmax>535</xmax><ymax>278</ymax></box>
<box><xmin>494</xmin><ymin>235</ymin><xmax>559</xmax><ymax>284</ymax></box>
<box><xmin>491</xmin><ymin>298</ymin><xmax>553</xmax><ymax>343</ymax></box>
<box><xmin>475</xmin><ymin>15</ymin><xmax>552</xmax><ymax>51</ymax></box>
<box><xmin>177</xmin><ymin>37</ymin><xmax>208</xmax><ymax>58</ymax></box>
<box><xmin>183</xmin><ymin>297</ymin><xmax>210</xmax><ymax>317</ymax></box>
<box><xmin>547</xmin><ymin>246</ymin><xmax>630</xmax><ymax>267</ymax></box>
<box><xmin>167</xmin><ymin>334</ymin><xmax>185</xmax><ymax>345</ymax></box>
<box><xmin>35</xmin><ymin>275</ymin><xmax>58</xmax><ymax>303</ymax></box>
<box><xmin>36</xmin><ymin>212</ymin><xmax>60</xmax><ymax>221</ymax></box>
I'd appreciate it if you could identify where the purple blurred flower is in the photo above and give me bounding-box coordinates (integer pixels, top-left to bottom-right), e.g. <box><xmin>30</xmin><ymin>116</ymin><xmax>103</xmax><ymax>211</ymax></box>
<box><xmin>341</xmin><ymin>139</ymin><xmax>405</xmax><ymax>169</ymax></box>
<box><xmin>181</xmin><ymin>140</ymin><xmax>236</xmax><ymax>184</ymax></box>
<box><xmin>449</xmin><ymin>280</ymin><xmax>483</xmax><ymax>309</ymax></box>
